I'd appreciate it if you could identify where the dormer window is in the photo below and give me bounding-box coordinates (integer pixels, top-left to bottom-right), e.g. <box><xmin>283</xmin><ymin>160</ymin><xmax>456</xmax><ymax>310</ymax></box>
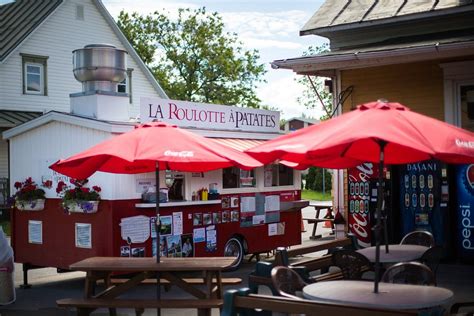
<box><xmin>21</xmin><ymin>54</ymin><xmax>48</xmax><ymax>95</ymax></box>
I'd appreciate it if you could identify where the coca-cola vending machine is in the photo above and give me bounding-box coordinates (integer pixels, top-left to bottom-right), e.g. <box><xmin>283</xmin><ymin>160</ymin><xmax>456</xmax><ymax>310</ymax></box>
<box><xmin>455</xmin><ymin>164</ymin><xmax>474</xmax><ymax>262</ymax></box>
<box><xmin>399</xmin><ymin>160</ymin><xmax>449</xmax><ymax>246</ymax></box>
<box><xmin>348</xmin><ymin>163</ymin><xmax>394</xmax><ymax>247</ymax></box>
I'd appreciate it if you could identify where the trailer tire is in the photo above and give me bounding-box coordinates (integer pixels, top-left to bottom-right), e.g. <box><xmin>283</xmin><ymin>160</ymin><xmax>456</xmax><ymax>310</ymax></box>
<box><xmin>223</xmin><ymin>237</ymin><xmax>244</xmax><ymax>271</ymax></box>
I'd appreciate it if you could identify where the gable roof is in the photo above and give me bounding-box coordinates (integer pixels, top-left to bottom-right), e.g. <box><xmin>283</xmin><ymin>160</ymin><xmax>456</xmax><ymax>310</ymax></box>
<box><xmin>0</xmin><ymin>0</ymin><xmax>62</xmax><ymax>61</ymax></box>
<box><xmin>301</xmin><ymin>0</ymin><xmax>474</xmax><ymax>36</ymax></box>
<box><xmin>0</xmin><ymin>0</ymin><xmax>167</xmax><ymax>98</ymax></box>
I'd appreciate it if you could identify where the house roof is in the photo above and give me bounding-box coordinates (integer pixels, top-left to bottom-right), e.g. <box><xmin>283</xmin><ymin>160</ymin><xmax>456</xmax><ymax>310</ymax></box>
<box><xmin>0</xmin><ymin>110</ymin><xmax>42</xmax><ymax>128</ymax></box>
<box><xmin>0</xmin><ymin>0</ymin><xmax>167</xmax><ymax>98</ymax></box>
<box><xmin>2</xmin><ymin>111</ymin><xmax>135</xmax><ymax>140</ymax></box>
<box><xmin>0</xmin><ymin>0</ymin><xmax>63</xmax><ymax>61</ymax></box>
<box><xmin>286</xmin><ymin>117</ymin><xmax>318</xmax><ymax>125</ymax></box>
<box><xmin>272</xmin><ymin>35</ymin><xmax>474</xmax><ymax>75</ymax></box>
<box><xmin>301</xmin><ymin>0</ymin><xmax>474</xmax><ymax>36</ymax></box>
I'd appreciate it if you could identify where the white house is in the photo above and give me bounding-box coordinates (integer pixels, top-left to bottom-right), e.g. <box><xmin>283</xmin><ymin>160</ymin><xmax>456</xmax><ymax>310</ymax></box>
<box><xmin>0</xmin><ymin>0</ymin><xmax>168</xmax><ymax>182</ymax></box>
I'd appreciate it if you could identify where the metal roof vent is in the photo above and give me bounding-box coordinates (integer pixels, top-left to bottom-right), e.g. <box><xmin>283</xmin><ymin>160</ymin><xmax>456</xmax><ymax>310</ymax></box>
<box><xmin>72</xmin><ymin>44</ymin><xmax>127</xmax><ymax>93</ymax></box>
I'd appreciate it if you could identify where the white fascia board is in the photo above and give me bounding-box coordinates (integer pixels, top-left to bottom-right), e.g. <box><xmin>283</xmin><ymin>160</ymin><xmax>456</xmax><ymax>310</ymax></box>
<box><xmin>93</xmin><ymin>0</ymin><xmax>168</xmax><ymax>99</ymax></box>
<box><xmin>3</xmin><ymin>112</ymin><xmax>133</xmax><ymax>139</ymax></box>
<box><xmin>274</xmin><ymin>41</ymin><xmax>474</xmax><ymax>72</ymax></box>
<box><xmin>0</xmin><ymin>1</ymin><xmax>65</xmax><ymax>64</ymax></box>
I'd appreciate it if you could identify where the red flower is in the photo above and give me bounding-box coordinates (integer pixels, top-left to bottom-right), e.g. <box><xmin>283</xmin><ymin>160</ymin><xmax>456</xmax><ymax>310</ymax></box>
<box><xmin>92</xmin><ymin>186</ymin><xmax>101</xmax><ymax>193</ymax></box>
<box><xmin>42</xmin><ymin>180</ymin><xmax>53</xmax><ymax>189</ymax></box>
<box><xmin>81</xmin><ymin>187</ymin><xmax>90</xmax><ymax>193</ymax></box>
<box><xmin>56</xmin><ymin>181</ymin><xmax>66</xmax><ymax>194</ymax></box>
<box><xmin>14</xmin><ymin>182</ymin><xmax>22</xmax><ymax>190</ymax></box>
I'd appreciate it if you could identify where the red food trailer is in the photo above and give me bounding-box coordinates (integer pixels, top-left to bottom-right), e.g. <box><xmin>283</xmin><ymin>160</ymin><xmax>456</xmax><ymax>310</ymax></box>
<box><xmin>5</xmin><ymin>96</ymin><xmax>306</xmax><ymax>287</ymax></box>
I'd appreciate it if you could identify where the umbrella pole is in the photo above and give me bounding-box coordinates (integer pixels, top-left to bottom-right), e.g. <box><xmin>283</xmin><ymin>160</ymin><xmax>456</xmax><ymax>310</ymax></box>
<box><xmin>155</xmin><ymin>162</ymin><xmax>161</xmax><ymax>316</ymax></box>
<box><xmin>373</xmin><ymin>141</ymin><xmax>386</xmax><ymax>294</ymax></box>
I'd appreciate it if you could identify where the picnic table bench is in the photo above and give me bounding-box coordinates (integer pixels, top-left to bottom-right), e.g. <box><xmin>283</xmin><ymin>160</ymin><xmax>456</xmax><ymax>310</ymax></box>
<box><xmin>57</xmin><ymin>298</ymin><xmax>223</xmax><ymax>315</ymax></box>
<box><xmin>248</xmin><ymin>236</ymin><xmax>358</xmax><ymax>293</ymax></box>
<box><xmin>222</xmin><ymin>288</ymin><xmax>418</xmax><ymax>316</ymax></box>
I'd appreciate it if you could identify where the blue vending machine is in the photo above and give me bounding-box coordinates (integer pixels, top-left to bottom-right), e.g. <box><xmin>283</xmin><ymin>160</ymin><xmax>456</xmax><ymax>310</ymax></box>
<box><xmin>455</xmin><ymin>164</ymin><xmax>474</xmax><ymax>262</ymax></box>
<box><xmin>399</xmin><ymin>160</ymin><xmax>449</xmax><ymax>246</ymax></box>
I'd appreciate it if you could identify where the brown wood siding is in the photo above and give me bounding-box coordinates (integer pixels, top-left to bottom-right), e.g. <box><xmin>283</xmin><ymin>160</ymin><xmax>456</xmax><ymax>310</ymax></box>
<box><xmin>340</xmin><ymin>61</ymin><xmax>444</xmax><ymax>119</ymax></box>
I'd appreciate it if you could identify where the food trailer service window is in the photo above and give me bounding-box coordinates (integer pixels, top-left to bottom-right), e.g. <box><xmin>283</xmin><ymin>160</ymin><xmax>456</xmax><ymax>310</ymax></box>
<box><xmin>264</xmin><ymin>164</ymin><xmax>294</xmax><ymax>187</ymax></box>
<box><xmin>223</xmin><ymin>167</ymin><xmax>256</xmax><ymax>188</ymax></box>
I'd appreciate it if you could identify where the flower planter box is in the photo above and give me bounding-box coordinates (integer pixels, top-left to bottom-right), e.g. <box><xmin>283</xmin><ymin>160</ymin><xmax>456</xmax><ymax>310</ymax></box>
<box><xmin>16</xmin><ymin>199</ymin><xmax>45</xmax><ymax>211</ymax></box>
<box><xmin>66</xmin><ymin>201</ymin><xmax>99</xmax><ymax>214</ymax></box>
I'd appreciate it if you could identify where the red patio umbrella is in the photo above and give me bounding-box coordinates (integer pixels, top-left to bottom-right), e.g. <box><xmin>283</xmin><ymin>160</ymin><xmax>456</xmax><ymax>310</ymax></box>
<box><xmin>247</xmin><ymin>100</ymin><xmax>474</xmax><ymax>292</ymax></box>
<box><xmin>50</xmin><ymin>121</ymin><xmax>262</xmax><ymax>263</ymax></box>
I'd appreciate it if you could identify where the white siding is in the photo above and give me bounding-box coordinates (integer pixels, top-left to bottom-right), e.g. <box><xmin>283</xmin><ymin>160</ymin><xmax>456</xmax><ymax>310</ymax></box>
<box><xmin>0</xmin><ymin>136</ymin><xmax>8</xmax><ymax>178</ymax></box>
<box><xmin>9</xmin><ymin>121</ymin><xmax>155</xmax><ymax>200</ymax></box>
<box><xmin>0</xmin><ymin>0</ymin><xmax>162</xmax><ymax>118</ymax></box>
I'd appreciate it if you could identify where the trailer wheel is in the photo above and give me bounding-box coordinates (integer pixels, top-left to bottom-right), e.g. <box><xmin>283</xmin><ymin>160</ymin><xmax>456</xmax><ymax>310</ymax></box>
<box><xmin>223</xmin><ymin>237</ymin><xmax>244</xmax><ymax>271</ymax></box>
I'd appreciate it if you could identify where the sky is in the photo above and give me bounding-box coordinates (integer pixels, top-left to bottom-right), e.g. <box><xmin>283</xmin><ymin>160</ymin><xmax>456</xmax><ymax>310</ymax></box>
<box><xmin>102</xmin><ymin>0</ymin><xmax>328</xmax><ymax>120</ymax></box>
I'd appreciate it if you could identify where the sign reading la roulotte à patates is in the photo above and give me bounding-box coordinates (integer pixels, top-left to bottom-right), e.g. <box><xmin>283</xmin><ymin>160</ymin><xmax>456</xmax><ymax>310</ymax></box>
<box><xmin>140</xmin><ymin>97</ymin><xmax>280</xmax><ymax>133</ymax></box>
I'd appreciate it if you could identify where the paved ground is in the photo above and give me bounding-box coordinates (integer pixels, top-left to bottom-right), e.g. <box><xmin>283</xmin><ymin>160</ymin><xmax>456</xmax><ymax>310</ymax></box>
<box><xmin>1</xmin><ymin>202</ymin><xmax>473</xmax><ymax>315</ymax></box>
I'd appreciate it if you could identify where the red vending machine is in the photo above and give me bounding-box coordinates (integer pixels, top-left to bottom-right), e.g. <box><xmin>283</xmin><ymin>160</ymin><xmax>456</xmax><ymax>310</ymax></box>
<box><xmin>348</xmin><ymin>163</ymin><xmax>394</xmax><ymax>247</ymax></box>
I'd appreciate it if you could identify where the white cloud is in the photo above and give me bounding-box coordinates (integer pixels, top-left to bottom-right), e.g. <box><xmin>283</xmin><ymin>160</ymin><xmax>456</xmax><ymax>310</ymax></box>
<box><xmin>103</xmin><ymin>0</ymin><xmax>200</xmax><ymax>18</ymax></box>
<box><xmin>241</xmin><ymin>38</ymin><xmax>304</xmax><ymax>50</ymax></box>
<box><xmin>258</xmin><ymin>73</ymin><xmax>324</xmax><ymax>120</ymax></box>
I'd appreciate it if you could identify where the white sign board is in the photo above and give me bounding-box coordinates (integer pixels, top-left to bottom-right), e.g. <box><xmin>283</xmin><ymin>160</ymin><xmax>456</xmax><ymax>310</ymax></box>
<box><xmin>141</xmin><ymin>97</ymin><xmax>280</xmax><ymax>133</ymax></box>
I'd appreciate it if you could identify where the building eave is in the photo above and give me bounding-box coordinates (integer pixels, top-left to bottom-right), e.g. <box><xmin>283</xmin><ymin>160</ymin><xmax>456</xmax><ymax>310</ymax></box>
<box><xmin>2</xmin><ymin>111</ymin><xmax>135</xmax><ymax>140</ymax></box>
<box><xmin>272</xmin><ymin>40</ymin><xmax>474</xmax><ymax>75</ymax></box>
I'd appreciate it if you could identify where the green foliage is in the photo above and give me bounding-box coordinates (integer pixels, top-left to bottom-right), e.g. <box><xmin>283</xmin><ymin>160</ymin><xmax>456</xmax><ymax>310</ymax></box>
<box><xmin>56</xmin><ymin>179</ymin><xmax>101</xmax><ymax>211</ymax></box>
<box><xmin>304</xmin><ymin>167</ymin><xmax>332</xmax><ymax>192</ymax></box>
<box><xmin>301</xmin><ymin>189</ymin><xmax>332</xmax><ymax>201</ymax></box>
<box><xmin>117</xmin><ymin>7</ymin><xmax>266</xmax><ymax>108</ymax></box>
<box><xmin>0</xmin><ymin>220</ymin><xmax>10</xmax><ymax>236</ymax></box>
<box><xmin>13</xmin><ymin>177</ymin><xmax>50</xmax><ymax>201</ymax></box>
<box><xmin>296</xmin><ymin>43</ymin><xmax>332</xmax><ymax>119</ymax></box>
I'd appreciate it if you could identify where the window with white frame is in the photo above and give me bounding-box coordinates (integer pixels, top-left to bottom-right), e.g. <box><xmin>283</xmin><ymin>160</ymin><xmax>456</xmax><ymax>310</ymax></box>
<box><xmin>117</xmin><ymin>68</ymin><xmax>133</xmax><ymax>103</ymax></box>
<box><xmin>22</xmin><ymin>54</ymin><xmax>48</xmax><ymax>95</ymax></box>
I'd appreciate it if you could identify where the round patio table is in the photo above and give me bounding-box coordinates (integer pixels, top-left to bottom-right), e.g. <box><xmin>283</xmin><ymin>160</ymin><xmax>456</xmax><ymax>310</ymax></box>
<box><xmin>303</xmin><ymin>280</ymin><xmax>453</xmax><ymax>311</ymax></box>
<box><xmin>357</xmin><ymin>244</ymin><xmax>429</xmax><ymax>263</ymax></box>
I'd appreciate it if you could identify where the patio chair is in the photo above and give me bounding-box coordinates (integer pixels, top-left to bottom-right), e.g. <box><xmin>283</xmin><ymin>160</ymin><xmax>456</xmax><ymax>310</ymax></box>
<box><xmin>271</xmin><ymin>266</ymin><xmax>308</xmax><ymax>299</ymax></box>
<box><xmin>381</xmin><ymin>261</ymin><xmax>437</xmax><ymax>286</ymax></box>
<box><xmin>420</xmin><ymin>245</ymin><xmax>443</xmax><ymax>276</ymax></box>
<box><xmin>450</xmin><ymin>301</ymin><xmax>474</xmax><ymax>315</ymax></box>
<box><xmin>332</xmin><ymin>249</ymin><xmax>372</xmax><ymax>280</ymax></box>
<box><xmin>400</xmin><ymin>231</ymin><xmax>435</xmax><ymax>248</ymax></box>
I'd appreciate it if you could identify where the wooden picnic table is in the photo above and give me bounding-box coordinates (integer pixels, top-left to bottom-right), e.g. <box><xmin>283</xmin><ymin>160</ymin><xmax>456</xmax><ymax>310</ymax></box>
<box><xmin>63</xmin><ymin>256</ymin><xmax>236</xmax><ymax>316</ymax></box>
<box><xmin>303</xmin><ymin>202</ymin><xmax>334</xmax><ymax>240</ymax></box>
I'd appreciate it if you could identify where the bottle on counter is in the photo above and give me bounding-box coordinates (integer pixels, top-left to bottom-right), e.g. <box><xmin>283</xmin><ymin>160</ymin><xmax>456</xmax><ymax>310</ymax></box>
<box><xmin>192</xmin><ymin>191</ymin><xmax>197</xmax><ymax>201</ymax></box>
<box><xmin>202</xmin><ymin>188</ymin><xmax>208</xmax><ymax>201</ymax></box>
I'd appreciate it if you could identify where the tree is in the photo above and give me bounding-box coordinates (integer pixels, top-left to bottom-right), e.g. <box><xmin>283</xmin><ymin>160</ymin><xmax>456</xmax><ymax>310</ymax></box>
<box><xmin>296</xmin><ymin>44</ymin><xmax>332</xmax><ymax>119</ymax></box>
<box><xmin>304</xmin><ymin>167</ymin><xmax>332</xmax><ymax>192</ymax></box>
<box><xmin>117</xmin><ymin>7</ymin><xmax>266</xmax><ymax>108</ymax></box>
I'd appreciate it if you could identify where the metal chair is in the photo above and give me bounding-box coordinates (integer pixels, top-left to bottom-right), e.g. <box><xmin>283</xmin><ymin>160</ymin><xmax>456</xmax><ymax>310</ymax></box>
<box><xmin>271</xmin><ymin>266</ymin><xmax>308</xmax><ymax>299</ymax></box>
<box><xmin>381</xmin><ymin>261</ymin><xmax>437</xmax><ymax>286</ymax></box>
<box><xmin>332</xmin><ymin>249</ymin><xmax>372</xmax><ymax>280</ymax></box>
<box><xmin>420</xmin><ymin>245</ymin><xmax>443</xmax><ymax>276</ymax></box>
<box><xmin>400</xmin><ymin>230</ymin><xmax>435</xmax><ymax>248</ymax></box>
